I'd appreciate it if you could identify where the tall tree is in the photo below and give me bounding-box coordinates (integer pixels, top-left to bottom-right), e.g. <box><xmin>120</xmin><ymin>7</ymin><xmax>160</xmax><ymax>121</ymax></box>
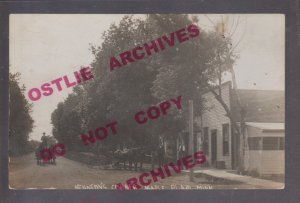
<box><xmin>9</xmin><ymin>73</ymin><xmax>34</xmax><ymax>156</ymax></box>
<box><xmin>51</xmin><ymin>14</ymin><xmax>236</xmax><ymax>155</ymax></box>
<box><xmin>51</xmin><ymin>86</ymin><xmax>86</xmax><ymax>151</ymax></box>
<box><xmin>151</xmin><ymin>15</ymin><xmax>235</xmax><ymax>142</ymax></box>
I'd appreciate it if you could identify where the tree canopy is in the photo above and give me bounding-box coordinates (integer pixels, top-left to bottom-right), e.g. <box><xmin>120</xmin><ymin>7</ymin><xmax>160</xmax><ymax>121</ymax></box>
<box><xmin>51</xmin><ymin>14</ymin><xmax>235</xmax><ymax>153</ymax></box>
<box><xmin>9</xmin><ymin>72</ymin><xmax>34</xmax><ymax>156</ymax></box>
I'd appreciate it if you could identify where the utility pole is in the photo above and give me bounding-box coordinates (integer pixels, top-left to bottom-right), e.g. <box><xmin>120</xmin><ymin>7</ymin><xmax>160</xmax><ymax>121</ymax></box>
<box><xmin>189</xmin><ymin>100</ymin><xmax>194</xmax><ymax>182</ymax></box>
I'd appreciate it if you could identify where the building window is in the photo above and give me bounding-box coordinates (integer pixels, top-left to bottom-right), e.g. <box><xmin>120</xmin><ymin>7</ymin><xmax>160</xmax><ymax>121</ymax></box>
<box><xmin>222</xmin><ymin>124</ymin><xmax>230</xmax><ymax>156</ymax></box>
<box><xmin>248</xmin><ymin>137</ymin><xmax>262</xmax><ymax>150</ymax></box>
<box><xmin>248</xmin><ymin>137</ymin><xmax>284</xmax><ymax>150</ymax></box>
<box><xmin>203</xmin><ymin>127</ymin><xmax>209</xmax><ymax>155</ymax></box>
<box><xmin>263</xmin><ymin>137</ymin><xmax>285</xmax><ymax>150</ymax></box>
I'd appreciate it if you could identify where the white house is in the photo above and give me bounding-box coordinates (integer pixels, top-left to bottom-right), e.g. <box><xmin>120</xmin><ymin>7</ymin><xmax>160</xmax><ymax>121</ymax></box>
<box><xmin>199</xmin><ymin>81</ymin><xmax>284</xmax><ymax>177</ymax></box>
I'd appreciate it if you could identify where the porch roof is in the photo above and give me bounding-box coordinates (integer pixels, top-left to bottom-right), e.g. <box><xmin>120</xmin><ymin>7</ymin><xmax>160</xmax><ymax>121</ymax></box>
<box><xmin>246</xmin><ymin>122</ymin><xmax>284</xmax><ymax>131</ymax></box>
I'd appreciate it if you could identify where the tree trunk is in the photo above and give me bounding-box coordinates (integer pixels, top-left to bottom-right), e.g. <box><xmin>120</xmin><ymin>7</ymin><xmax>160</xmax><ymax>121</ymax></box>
<box><xmin>230</xmin><ymin>67</ymin><xmax>247</xmax><ymax>173</ymax></box>
<box><xmin>209</xmin><ymin>82</ymin><xmax>246</xmax><ymax>173</ymax></box>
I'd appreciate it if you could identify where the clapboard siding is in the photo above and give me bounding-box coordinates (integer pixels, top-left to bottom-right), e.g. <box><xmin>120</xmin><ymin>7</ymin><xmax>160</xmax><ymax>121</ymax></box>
<box><xmin>201</xmin><ymin>82</ymin><xmax>232</xmax><ymax>169</ymax></box>
<box><xmin>200</xmin><ymin>82</ymin><xmax>284</xmax><ymax>174</ymax></box>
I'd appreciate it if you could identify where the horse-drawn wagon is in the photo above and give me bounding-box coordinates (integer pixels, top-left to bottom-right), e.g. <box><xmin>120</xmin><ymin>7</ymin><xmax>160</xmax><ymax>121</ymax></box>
<box><xmin>35</xmin><ymin>146</ymin><xmax>56</xmax><ymax>165</ymax></box>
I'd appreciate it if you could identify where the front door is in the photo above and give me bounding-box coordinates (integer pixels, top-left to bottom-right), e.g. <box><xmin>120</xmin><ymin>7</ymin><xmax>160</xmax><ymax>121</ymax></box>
<box><xmin>211</xmin><ymin>130</ymin><xmax>217</xmax><ymax>166</ymax></box>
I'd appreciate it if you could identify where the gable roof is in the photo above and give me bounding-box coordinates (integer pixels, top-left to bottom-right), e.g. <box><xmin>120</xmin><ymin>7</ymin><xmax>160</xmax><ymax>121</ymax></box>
<box><xmin>231</xmin><ymin>89</ymin><xmax>284</xmax><ymax>123</ymax></box>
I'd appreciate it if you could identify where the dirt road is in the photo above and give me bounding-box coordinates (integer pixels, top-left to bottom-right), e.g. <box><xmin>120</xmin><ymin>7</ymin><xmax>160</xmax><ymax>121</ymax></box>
<box><xmin>9</xmin><ymin>153</ymin><xmax>254</xmax><ymax>189</ymax></box>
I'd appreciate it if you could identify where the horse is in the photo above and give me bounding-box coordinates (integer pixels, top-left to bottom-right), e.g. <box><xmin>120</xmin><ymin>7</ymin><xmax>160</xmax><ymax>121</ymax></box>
<box><xmin>35</xmin><ymin>147</ymin><xmax>42</xmax><ymax>165</ymax></box>
<box><xmin>131</xmin><ymin>147</ymin><xmax>148</xmax><ymax>171</ymax></box>
<box><xmin>112</xmin><ymin>148</ymin><xmax>131</xmax><ymax>169</ymax></box>
<box><xmin>113</xmin><ymin>147</ymin><xmax>146</xmax><ymax>171</ymax></box>
<box><xmin>48</xmin><ymin>145</ymin><xmax>56</xmax><ymax>164</ymax></box>
<box><xmin>35</xmin><ymin>145</ymin><xmax>56</xmax><ymax>165</ymax></box>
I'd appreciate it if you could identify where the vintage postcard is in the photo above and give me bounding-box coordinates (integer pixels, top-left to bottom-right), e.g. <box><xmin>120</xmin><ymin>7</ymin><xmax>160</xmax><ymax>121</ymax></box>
<box><xmin>9</xmin><ymin>14</ymin><xmax>284</xmax><ymax>189</ymax></box>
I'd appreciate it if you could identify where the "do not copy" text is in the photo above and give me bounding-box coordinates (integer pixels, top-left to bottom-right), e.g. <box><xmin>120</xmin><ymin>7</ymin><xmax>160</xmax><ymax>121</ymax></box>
<box><xmin>134</xmin><ymin>96</ymin><xmax>182</xmax><ymax>125</ymax></box>
<box><xmin>80</xmin><ymin>96</ymin><xmax>182</xmax><ymax>146</ymax></box>
<box><xmin>39</xmin><ymin>143</ymin><xmax>66</xmax><ymax>162</ymax></box>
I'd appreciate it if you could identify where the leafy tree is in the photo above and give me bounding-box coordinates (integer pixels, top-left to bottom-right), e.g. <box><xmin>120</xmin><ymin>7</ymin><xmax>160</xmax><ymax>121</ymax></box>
<box><xmin>26</xmin><ymin>140</ymin><xmax>41</xmax><ymax>152</ymax></box>
<box><xmin>51</xmin><ymin>14</ymin><xmax>235</xmax><ymax>156</ymax></box>
<box><xmin>51</xmin><ymin>86</ymin><xmax>86</xmax><ymax>151</ymax></box>
<box><xmin>151</xmin><ymin>16</ymin><xmax>235</xmax><ymax>137</ymax></box>
<box><xmin>9</xmin><ymin>73</ymin><xmax>34</xmax><ymax>156</ymax></box>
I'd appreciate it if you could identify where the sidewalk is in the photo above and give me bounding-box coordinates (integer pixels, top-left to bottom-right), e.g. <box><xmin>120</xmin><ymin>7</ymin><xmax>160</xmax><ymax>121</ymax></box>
<box><xmin>183</xmin><ymin>168</ymin><xmax>284</xmax><ymax>189</ymax></box>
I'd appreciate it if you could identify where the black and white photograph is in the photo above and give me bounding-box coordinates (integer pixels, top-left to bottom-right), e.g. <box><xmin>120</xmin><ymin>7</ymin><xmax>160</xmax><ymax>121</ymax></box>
<box><xmin>8</xmin><ymin>14</ymin><xmax>284</xmax><ymax>190</ymax></box>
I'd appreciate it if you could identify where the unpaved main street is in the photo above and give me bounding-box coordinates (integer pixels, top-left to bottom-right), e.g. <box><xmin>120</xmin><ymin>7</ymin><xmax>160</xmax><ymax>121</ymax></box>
<box><xmin>9</xmin><ymin>153</ymin><xmax>254</xmax><ymax>189</ymax></box>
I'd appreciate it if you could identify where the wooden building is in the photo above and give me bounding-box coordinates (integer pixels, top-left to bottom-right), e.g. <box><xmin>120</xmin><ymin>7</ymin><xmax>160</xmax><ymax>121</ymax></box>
<box><xmin>199</xmin><ymin>81</ymin><xmax>284</xmax><ymax>176</ymax></box>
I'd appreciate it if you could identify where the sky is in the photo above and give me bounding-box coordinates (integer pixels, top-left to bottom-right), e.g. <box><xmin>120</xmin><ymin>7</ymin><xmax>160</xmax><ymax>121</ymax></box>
<box><xmin>9</xmin><ymin>14</ymin><xmax>285</xmax><ymax>141</ymax></box>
